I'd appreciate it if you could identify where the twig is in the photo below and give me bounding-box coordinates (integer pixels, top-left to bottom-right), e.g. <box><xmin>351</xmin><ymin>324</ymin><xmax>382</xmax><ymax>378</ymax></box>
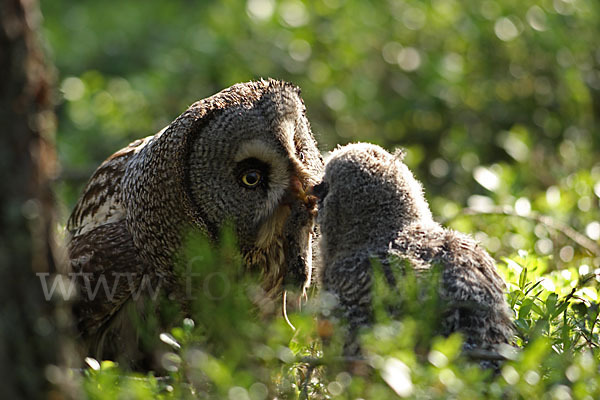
<box><xmin>299</xmin><ymin>364</ymin><xmax>315</xmax><ymax>400</ymax></box>
<box><xmin>71</xmin><ymin>368</ymin><xmax>173</xmax><ymax>382</ymax></box>
<box><xmin>575</xmin><ymin>325</ymin><xmax>600</xmax><ymax>349</ymax></box>
<box><xmin>444</xmin><ymin>206</ymin><xmax>600</xmax><ymax>257</ymax></box>
<box><xmin>298</xmin><ymin>355</ymin><xmax>366</xmax><ymax>366</ymax></box>
<box><xmin>299</xmin><ymin>356</ymin><xmax>325</xmax><ymax>366</ymax></box>
<box><xmin>463</xmin><ymin>349</ymin><xmax>509</xmax><ymax>362</ymax></box>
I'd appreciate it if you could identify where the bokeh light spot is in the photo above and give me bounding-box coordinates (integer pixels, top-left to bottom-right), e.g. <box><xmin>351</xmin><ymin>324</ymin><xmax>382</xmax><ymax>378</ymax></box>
<box><xmin>61</xmin><ymin>77</ymin><xmax>85</xmax><ymax>101</ymax></box>
<box><xmin>246</xmin><ymin>0</ymin><xmax>275</xmax><ymax>21</ymax></box>
<box><xmin>474</xmin><ymin>166</ymin><xmax>500</xmax><ymax>191</ymax></box>
<box><xmin>586</xmin><ymin>221</ymin><xmax>600</xmax><ymax>240</ymax></box>
<box><xmin>559</xmin><ymin>246</ymin><xmax>574</xmax><ymax>263</ymax></box>
<box><xmin>526</xmin><ymin>6</ymin><xmax>547</xmax><ymax>31</ymax></box>
<box><xmin>397</xmin><ymin>47</ymin><xmax>422</xmax><ymax>71</ymax></box>
<box><xmin>382</xmin><ymin>357</ymin><xmax>414</xmax><ymax>397</ymax></box>
<box><xmin>494</xmin><ymin>17</ymin><xmax>519</xmax><ymax>41</ymax></box>
<box><xmin>279</xmin><ymin>1</ymin><xmax>309</xmax><ymax>27</ymax></box>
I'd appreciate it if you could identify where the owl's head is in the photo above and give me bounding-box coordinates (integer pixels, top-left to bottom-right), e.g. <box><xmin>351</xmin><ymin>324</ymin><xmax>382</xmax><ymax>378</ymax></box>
<box><xmin>315</xmin><ymin>143</ymin><xmax>434</xmax><ymax>257</ymax></box>
<box><xmin>181</xmin><ymin>80</ymin><xmax>323</xmax><ymax>296</ymax></box>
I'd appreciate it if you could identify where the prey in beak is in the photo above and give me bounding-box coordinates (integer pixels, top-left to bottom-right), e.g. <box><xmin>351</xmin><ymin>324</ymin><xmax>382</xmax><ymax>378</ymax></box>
<box><xmin>288</xmin><ymin>175</ymin><xmax>318</xmax><ymax>214</ymax></box>
<box><xmin>281</xmin><ymin>174</ymin><xmax>319</xmax><ymax>329</ymax></box>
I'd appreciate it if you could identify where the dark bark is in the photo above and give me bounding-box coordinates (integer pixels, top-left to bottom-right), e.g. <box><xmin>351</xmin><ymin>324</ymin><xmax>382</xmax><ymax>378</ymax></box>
<box><xmin>0</xmin><ymin>0</ymin><xmax>72</xmax><ymax>398</ymax></box>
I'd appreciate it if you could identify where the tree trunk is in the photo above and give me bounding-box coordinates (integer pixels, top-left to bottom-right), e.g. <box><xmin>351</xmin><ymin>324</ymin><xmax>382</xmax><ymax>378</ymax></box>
<box><xmin>0</xmin><ymin>0</ymin><xmax>73</xmax><ymax>398</ymax></box>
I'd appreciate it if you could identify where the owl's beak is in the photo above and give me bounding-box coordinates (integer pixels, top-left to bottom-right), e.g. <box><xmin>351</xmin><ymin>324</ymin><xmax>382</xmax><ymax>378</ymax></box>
<box><xmin>290</xmin><ymin>175</ymin><xmax>317</xmax><ymax>214</ymax></box>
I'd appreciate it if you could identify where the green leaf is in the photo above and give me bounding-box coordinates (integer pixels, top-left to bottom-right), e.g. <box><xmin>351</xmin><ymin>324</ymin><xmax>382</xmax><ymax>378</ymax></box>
<box><xmin>519</xmin><ymin>267</ymin><xmax>528</xmax><ymax>290</ymax></box>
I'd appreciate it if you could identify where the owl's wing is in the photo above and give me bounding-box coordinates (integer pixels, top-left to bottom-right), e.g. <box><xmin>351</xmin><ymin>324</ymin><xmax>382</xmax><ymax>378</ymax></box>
<box><xmin>67</xmin><ymin>136</ymin><xmax>152</xmax><ymax>237</ymax></box>
<box><xmin>393</xmin><ymin>226</ymin><xmax>513</xmax><ymax>346</ymax></box>
<box><xmin>440</xmin><ymin>230</ymin><xmax>507</xmax><ymax>304</ymax></box>
<box><xmin>67</xmin><ymin>137</ymin><xmax>152</xmax><ymax>337</ymax></box>
<box><xmin>437</xmin><ymin>230</ymin><xmax>514</xmax><ymax>346</ymax></box>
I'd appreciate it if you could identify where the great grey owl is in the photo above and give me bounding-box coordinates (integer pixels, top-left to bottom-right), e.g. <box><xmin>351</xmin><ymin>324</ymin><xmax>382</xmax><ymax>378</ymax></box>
<box><xmin>315</xmin><ymin>143</ymin><xmax>513</xmax><ymax>359</ymax></box>
<box><xmin>67</xmin><ymin>79</ymin><xmax>323</xmax><ymax>366</ymax></box>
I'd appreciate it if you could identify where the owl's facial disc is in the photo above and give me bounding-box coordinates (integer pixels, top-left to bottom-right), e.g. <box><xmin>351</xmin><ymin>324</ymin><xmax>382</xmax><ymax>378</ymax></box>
<box><xmin>234</xmin><ymin>139</ymin><xmax>290</xmax><ymax>222</ymax></box>
<box><xmin>183</xmin><ymin>82</ymin><xmax>323</xmax><ymax>311</ymax></box>
<box><xmin>231</xmin><ymin>135</ymin><xmax>319</xmax><ymax>303</ymax></box>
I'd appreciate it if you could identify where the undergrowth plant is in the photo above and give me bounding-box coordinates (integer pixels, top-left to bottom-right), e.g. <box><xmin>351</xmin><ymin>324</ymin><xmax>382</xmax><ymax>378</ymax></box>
<box><xmin>81</xmin><ymin>223</ymin><xmax>600</xmax><ymax>400</ymax></box>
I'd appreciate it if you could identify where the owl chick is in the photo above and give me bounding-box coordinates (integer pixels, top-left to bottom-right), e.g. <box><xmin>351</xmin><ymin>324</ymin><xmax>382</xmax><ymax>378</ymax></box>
<box><xmin>67</xmin><ymin>79</ymin><xmax>323</xmax><ymax>366</ymax></box>
<box><xmin>316</xmin><ymin>143</ymin><xmax>514</xmax><ymax>358</ymax></box>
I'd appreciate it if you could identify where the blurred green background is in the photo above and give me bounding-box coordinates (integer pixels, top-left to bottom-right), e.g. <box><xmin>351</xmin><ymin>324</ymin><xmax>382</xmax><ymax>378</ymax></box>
<box><xmin>42</xmin><ymin>0</ymin><xmax>600</xmax><ymax>267</ymax></box>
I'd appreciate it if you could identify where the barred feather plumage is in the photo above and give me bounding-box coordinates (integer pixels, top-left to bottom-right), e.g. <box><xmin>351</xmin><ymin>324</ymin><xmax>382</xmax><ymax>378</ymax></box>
<box><xmin>67</xmin><ymin>79</ymin><xmax>323</xmax><ymax>367</ymax></box>
<box><xmin>317</xmin><ymin>143</ymin><xmax>514</xmax><ymax>360</ymax></box>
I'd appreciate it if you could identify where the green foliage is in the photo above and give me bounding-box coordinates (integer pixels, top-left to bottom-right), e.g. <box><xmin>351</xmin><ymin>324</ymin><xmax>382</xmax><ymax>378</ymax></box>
<box><xmin>42</xmin><ymin>0</ymin><xmax>600</xmax><ymax>219</ymax></box>
<box><xmin>44</xmin><ymin>0</ymin><xmax>600</xmax><ymax>287</ymax></box>
<box><xmin>79</xmin><ymin>230</ymin><xmax>600</xmax><ymax>399</ymax></box>
<box><xmin>40</xmin><ymin>0</ymin><xmax>600</xmax><ymax>397</ymax></box>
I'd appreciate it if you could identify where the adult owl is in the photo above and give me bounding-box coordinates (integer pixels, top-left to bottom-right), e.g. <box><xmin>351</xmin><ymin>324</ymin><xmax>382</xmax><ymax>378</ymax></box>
<box><xmin>67</xmin><ymin>79</ymin><xmax>323</xmax><ymax>366</ymax></box>
<box><xmin>316</xmin><ymin>143</ymin><xmax>513</xmax><ymax>359</ymax></box>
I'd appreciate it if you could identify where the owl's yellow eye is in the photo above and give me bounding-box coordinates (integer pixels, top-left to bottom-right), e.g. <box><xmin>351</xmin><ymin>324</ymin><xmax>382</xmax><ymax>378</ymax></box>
<box><xmin>241</xmin><ymin>170</ymin><xmax>262</xmax><ymax>187</ymax></box>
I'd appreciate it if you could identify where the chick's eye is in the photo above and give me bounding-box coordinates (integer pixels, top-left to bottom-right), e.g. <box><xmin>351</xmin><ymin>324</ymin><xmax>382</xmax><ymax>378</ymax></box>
<box><xmin>241</xmin><ymin>170</ymin><xmax>262</xmax><ymax>187</ymax></box>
